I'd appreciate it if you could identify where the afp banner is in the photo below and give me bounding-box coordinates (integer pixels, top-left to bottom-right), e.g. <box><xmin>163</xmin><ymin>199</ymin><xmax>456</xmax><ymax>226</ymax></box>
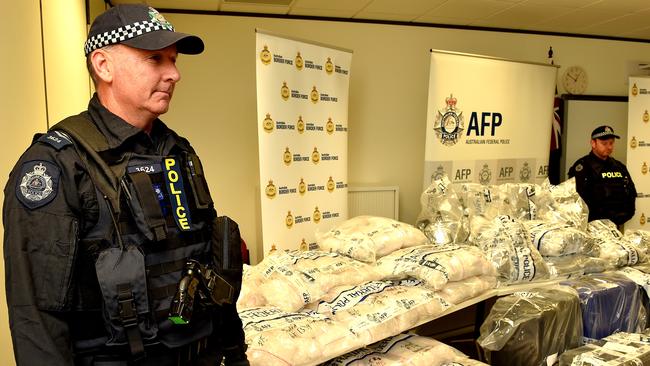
<box><xmin>256</xmin><ymin>30</ymin><xmax>351</xmax><ymax>256</ymax></box>
<box><xmin>423</xmin><ymin>50</ymin><xmax>557</xmax><ymax>190</ymax></box>
<box><xmin>626</xmin><ymin>76</ymin><xmax>650</xmax><ymax>230</ymax></box>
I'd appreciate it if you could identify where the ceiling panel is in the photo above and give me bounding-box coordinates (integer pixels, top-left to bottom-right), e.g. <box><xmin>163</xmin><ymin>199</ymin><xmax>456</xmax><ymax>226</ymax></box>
<box><xmin>472</xmin><ymin>3</ymin><xmax>576</xmax><ymax>28</ymax></box>
<box><xmin>359</xmin><ymin>0</ymin><xmax>444</xmax><ymax>15</ymax></box>
<box><xmin>580</xmin><ymin>14</ymin><xmax>650</xmax><ymax>35</ymax></box>
<box><xmin>419</xmin><ymin>0</ymin><xmax>514</xmax><ymax>22</ymax></box>
<box><xmin>533</xmin><ymin>8</ymin><xmax>619</xmax><ymax>32</ymax></box>
<box><xmin>582</xmin><ymin>0</ymin><xmax>650</xmax><ymax>13</ymax></box>
<box><xmin>291</xmin><ymin>0</ymin><xmax>371</xmax><ymax>12</ymax></box>
<box><xmin>220</xmin><ymin>3</ymin><xmax>290</xmax><ymax>14</ymax></box>
<box><xmin>524</xmin><ymin>0</ymin><xmax>600</xmax><ymax>8</ymax></box>
<box><xmin>108</xmin><ymin>0</ymin><xmax>650</xmax><ymax>41</ymax></box>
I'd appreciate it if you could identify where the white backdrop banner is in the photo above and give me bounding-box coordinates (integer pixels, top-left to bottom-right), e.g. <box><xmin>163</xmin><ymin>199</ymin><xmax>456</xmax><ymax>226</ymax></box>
<box><xmin>626</xmin><ymin>76</ymin><xmax>650</xmax><ymax>230</ymax></box>
<box><xmin>423</xmin><ymin>50</ymin><xmax>557</xmax><ymax>190</ymax></box>
<box><xmin>256</xmin><ymin>30</ymin><xmax>351</xmax><ymax>255</ymax></box>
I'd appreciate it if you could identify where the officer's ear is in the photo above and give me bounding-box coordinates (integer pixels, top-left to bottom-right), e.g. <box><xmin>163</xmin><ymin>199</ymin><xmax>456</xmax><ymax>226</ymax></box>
<box><xmin>90</xmin><ymin>47</ymin><xmax>114</xmax><ymax>84</ymax></box>
<box><xmin>590</xmin><ymin>139</ymin><xmax>597</xmax><ymax>150</ymax></box>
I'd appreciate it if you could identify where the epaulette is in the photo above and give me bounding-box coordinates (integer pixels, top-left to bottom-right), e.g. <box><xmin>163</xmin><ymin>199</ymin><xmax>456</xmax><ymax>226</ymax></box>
<box><xmin>36</xmin><ymin>130</ymin><xmax>73</xmax><ymax>151</ymax></box>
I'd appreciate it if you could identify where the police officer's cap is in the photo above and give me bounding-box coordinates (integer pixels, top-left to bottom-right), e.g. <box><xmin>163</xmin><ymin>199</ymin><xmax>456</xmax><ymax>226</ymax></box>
<box><xmin>84</xmin><ymin>4</ymin><xmax>204</xmax><ymax>56</ymax></box>
<box><xmin>591</xmin><ymin>125</ymin><xmax>620</xmax><ymax>140</ymax></box>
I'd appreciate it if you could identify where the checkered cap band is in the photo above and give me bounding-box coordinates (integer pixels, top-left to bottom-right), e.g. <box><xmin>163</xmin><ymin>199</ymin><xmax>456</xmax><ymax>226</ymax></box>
<box><xmin>84</xmin><ymin>20</ymin><xmax>175</xmax><ymax>56</ymax></box>
<box><xmin>592</xmin><ymin>131</ymin><xmax>616</xmax><ymax>139</ymax></box>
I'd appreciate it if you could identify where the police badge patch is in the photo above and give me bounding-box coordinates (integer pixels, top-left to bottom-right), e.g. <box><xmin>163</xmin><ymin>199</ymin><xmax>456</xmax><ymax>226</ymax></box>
<box><xmin>434</xmin><ymin>94</ymin><xmax>464</xmax><ymax>146</ymax></box>
<box><xmin>16</xmin><ymin>160</ymin><xmax>60</xmax><ymax>209</ymax></box>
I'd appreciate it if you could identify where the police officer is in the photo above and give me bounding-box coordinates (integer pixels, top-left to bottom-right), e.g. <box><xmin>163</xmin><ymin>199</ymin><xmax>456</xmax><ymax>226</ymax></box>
<box><xmin>3</xmin><ymin>4</ymin><xmax>248</xmax><ymax>365</ymax></box>
<box><xmin>568</xmin><ymin>125</ymin><xmax>636</xmax><ymax>226</ymax></box>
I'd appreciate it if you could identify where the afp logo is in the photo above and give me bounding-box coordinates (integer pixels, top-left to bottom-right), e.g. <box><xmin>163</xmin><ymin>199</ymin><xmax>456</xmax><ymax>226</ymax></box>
<box><xmin>434</xmin><ymin>94</ymin><xmax>464</xmax><ymax>146</ymax></box>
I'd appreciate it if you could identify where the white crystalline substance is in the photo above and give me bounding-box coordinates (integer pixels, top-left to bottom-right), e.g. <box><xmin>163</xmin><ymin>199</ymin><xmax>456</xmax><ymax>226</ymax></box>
<box><xmin>317</xmin><ymin>215</ymin><xmax>429</xmax><ymax>263</ymax></box>
<box><xmin>375</xmin><ymin>245</ymin><xmax>494</xmax><ymax>290</ymax></box>
<box><xmin>241</xmin><ymin>306</ymin><xmax>361</xmax><ymax>366</ymax></box>
<box><xmin>324</xmin><ymin>333</ymin><xmax>483</xmax><ymax>366</ymax></box>
<box><xmin>523</xmin><ymin>220</ymin><xmax>594</xmax><ymax>257</ymax></box>
<box><xmin>237</xmin><ymin>250</ymin><xmax>380</xmax><ymax>312</ymax></box>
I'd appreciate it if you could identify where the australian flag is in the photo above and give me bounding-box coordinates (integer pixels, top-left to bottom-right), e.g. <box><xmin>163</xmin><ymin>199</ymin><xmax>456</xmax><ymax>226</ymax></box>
<box><xmin>548</xmin><ymin>92</ymin><xmax>564</xmax><ymax>184</ymax></box>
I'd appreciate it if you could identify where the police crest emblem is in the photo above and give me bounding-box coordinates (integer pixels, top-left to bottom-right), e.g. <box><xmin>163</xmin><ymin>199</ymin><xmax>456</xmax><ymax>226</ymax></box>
<box><xmin>520</xmin><ymin>162</ymin><xmax>532</xmax><ymax>182</ymax></box>
<box><xmin>479</xmin><ymin>164</ymin><xmax>491</xmax><ymax>185</ymax></box>
<box><xmin>434</xmin><ymin>94</ymin><xmax>464</xmax><ymax>146</ymax></box>
<box><xmin>20</xmin><ymin>163</ymin><xmax>53</xmax><ymax>201</ymax></box>
<box><xmin>17</xmin><ymin>161</ymin><xmax>59</xmax><ymax>209</ymax></box>
<box><xmin>432</xmin><ymin>165</ymin><xmax>446</xmax><ymax>182</ymax></box>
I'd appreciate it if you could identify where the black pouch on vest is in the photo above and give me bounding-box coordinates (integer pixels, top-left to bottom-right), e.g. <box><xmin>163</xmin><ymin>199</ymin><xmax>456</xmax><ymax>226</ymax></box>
<box><xmin>183</xmin><ymin>152</ymin><xmax>213</xmax><ymax>210</ymax></box>
<box><xmin>95</xmin><ymin>246</ymin><xmax>157</xmax><ymax>346</ymax></box>
<box><xmin>122</xmin><ymin>172</ymin><xmax>167</xmax><ymax>242</ymax></box>
<box><xmin>211</xmin><ymin>216</ymin><xmax>244</xmax><ymax>298</ymax></box>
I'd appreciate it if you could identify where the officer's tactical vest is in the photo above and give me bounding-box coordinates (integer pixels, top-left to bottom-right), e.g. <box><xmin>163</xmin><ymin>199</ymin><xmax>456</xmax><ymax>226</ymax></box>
<box><xmin>48</xmin><ymin>114</ymin><xmax>220</xmax><ymax>357</ymax></box>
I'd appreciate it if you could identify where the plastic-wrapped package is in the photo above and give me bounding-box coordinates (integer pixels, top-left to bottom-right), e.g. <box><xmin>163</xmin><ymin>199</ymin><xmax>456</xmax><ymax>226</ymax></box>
<box><xmin>316</xmin><ymin>215</ymin><xmax>429</xmax><ymax>263</ymax></box>
<box><xmin>236</xmin><ymin>250</ymin><xmax>380</xmax><ymax>312</ymax></box>
<box><xmin>471</xmin><ymin>215</ymin><xmax>550</xmax><ymax>284</ymax></box>
<box><xmin>240</xmin><ymin>307</ymin><xmax>361</xmax><ymax>366</ymax></box>
<box><xmin>318</xmin><ymin>282</ymin><xmax>450</xmax><ymax>344</ymax></box>
<box><xmin>624</xmin><ymin>230</ymin><xmax>650</xmax><ymax>262</ymax></box>
<box><xmin>323</xmin><ymin>333</ymin><xmax>486</xmax><ymax>366</ymax></box>
<box><xmin>478</xmin><ymin>286</ymin><xmax>583</xmax><ymax>366</ymax></box>
<box><xmin>438</xmin><ymin>275</ymin><xmax>497</xmax><ymax>305</ymax></box>
<box><xmin>561</xmin><ymin>273</ymin><xmax>643</xmax><ymax>343</ymax></box>
<box><xmin>593</xmin><ymin>237</ymin><xmax>645</xmax><ymax>268</ymax></box>
<box><xmin>615</xmin><ymin>267</ymin><xmax>650</xmax><ymax>330</ymax></box>
<box><xmin>416</xmin><ymin>176</ymin><xmax>469</xmax><ymax>245</ymax></box>
<box><xmin>562</xmin><ymin>336</ymin><xmax>650</xmax><ymax>366</ymax></box>
<box><xmin>589</xmin><ymin>219</ymin><xmax>624</xmax><ymax>239</ymax></box>
<box><xmin>457</xmin><ymin>183</ymin><xmax>514</xmax><ymax>220</ymax></box>
<box><xmin>587</xmin><ymin>221</ymin><xmax>645</xmax><ymax>267</ymax></box>
<box><xmin>523</xmin><ymin>220</ymin><xmax>595</xmax><ymax>257</ymax></box>
<box><xmin>545</xmin><ymin>254</ymin><xmax>609</xmax><ymax>279</ymax></box>
<box><xmin>537</xmin><ymin>178</ymin><xmax>589</xmax><ymax>231</ymax></box>
<box><xmin>375</xmin><ymin>245</ymin><xmax>494</xmax><ymax>291</ymax></box>
<box><xmin>501</xmin><ymin>182</ymin><xmax>539</xmax><ymax>221</ymax></box>
<box><xmin>558</xmin><ymin>344</ymin><xmax>602</xmax><ymax>366</ymax></box>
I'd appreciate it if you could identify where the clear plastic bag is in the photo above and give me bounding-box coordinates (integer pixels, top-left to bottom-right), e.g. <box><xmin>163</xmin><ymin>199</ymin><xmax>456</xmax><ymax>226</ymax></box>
<box><xmin>438</xmin><ymin>275</ymin><xmax>497</xmax><ymax>305</ymax></box>
<box><xmin>561</xmin><ymin>273</ymin><xmax>644</xmax><ymax>343</ymax></box>
<box><xmin>236</xmin><ymin>250</ymin><xmax>380</xmax><ymax>312</ymax></box>
<box><xmin>545</xmin><ymin>254</ymin><xmax>608</xmax><ymax>279</ymax></box>
<box><xmin>478</xmin><ymin>286</ymin><xmax>583</xmax><ymax>366</ymax></box>
<box><xmin>416</xmin><ymin>176</ymin><xmax>469</xmax><ymax>245</ymax></box>
<box><xmin>240</xmin><ymin>306</ymin><xmax>362</xmax><ymax>366</ymax></box>
<box><xmin>375</xmin><ymin>245</ymin><xmax>494</xmax><ymax>291</ymax></box>
<box><xmin>523</xmin><ymin>220</ymin><xmax>595</xmax><ymax>257</ymax></box>
<box><xmin>471</xmin><ymin>215</ymin><xmax>550</xmax><ymax>284</ymax></box>
<box><xmin>317</xmin><ymin>215</ymin><xmax>429</xmax><ymax>263</ymax></box>
<box><xmin>323</xmin><ymin>333</ymin><xmax>485</xmax><ymax>366</ymax></box>
<box><xmin>456</xmin><ymin>183</ymin><xmax>514</xmax><ymax>221</ymax></box>
<box><xmin>537</xmin><ymin>178</ymin><xmax>589</xmax><ymax>231</ymax></box>
<box><xmin>328</xmin><ymin>283</ymin><xmax>450</xmax><ymax>345</ymax></box>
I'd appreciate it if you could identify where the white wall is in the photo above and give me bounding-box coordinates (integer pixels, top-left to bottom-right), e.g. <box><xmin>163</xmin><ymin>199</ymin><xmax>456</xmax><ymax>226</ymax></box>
<box><xmin>162</xmin><ymin>13</ymin><xmax>650</xmax><ymax>264</ymax></box>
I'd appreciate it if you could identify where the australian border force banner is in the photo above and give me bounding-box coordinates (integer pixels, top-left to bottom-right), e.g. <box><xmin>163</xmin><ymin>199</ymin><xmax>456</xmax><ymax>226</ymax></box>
<box><xmin>423</xmin><ymin>50</ymin><xmax>557</xmax><ymax>189</ymax></box>
<box><xmin>626</xmin><ymin>76</ymin><xmax>650</xmax><ymax>230</ymax></box>
<box><xmin>256</xmin><ymin>30</ymin><xmax>351</xmax><ymax>255</ymax></box>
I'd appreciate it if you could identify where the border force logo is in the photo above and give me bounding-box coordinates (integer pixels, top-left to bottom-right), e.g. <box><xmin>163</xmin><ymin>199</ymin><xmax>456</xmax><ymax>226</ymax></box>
<box><xmin>434</xmin><ymin>94</ymin><xmax>464</xmax><ymax>146</ymax></box>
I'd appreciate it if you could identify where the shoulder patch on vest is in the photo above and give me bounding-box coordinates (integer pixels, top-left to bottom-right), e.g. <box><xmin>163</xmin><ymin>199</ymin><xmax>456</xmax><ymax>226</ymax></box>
<box><xmin>37</xmin><ymin>130</ymin><xmax>73</xmax><ymax>151</ymax></box>
<box><xmin>575</xmin><ymin>163</ymin><xmax>583</xmax><ymax>172</ymax></box>
<box><xmin>15</xmin><ymin>160</ymin><xmax>60</xmax><ymax>209</ymax></box>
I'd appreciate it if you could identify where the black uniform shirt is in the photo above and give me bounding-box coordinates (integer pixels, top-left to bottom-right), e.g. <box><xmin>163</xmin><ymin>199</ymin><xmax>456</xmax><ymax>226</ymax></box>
<box><xmin>3</xmin><ymin>94</ymin><xmax>195</xmax><ymax>365</ymax></box>
<box><xmin>568</xmin><ymin>151</ymin><xmax>637</xmax><ymax>225</ymax></box>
